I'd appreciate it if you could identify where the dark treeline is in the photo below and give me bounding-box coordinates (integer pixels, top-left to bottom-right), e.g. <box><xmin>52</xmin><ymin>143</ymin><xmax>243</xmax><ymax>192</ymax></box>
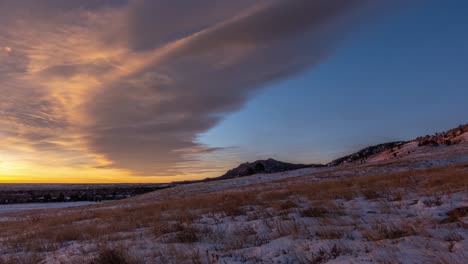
<box><xmin>0</xmin><ymin>185</ymin><xmax>173</xmax><ymax>204</ymax></box>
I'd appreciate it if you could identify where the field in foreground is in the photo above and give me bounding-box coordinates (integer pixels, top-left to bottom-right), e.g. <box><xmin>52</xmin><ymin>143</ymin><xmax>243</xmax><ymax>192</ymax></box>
<box><xmin>0</xmin><ymin>145</ymin><xmax>467</xmax><ymax>263</ymax></box>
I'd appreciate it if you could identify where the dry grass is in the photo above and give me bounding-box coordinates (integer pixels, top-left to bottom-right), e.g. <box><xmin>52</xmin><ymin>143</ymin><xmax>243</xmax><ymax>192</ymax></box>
<box><xmin>292</xmin><ymin>243</ymin><xmax>353</xmax><ymax>264</ymax></box>
<box><xmin>0</xmin><ymin>163</ymin><xmax>466</xmax><ymax>261</ymax></box>
<box><xmin>444</xmin><ymin>232</ymin><xmax>464</xmax><ymax>242</ymax></box>
<box><xmin>0</xmin><ymin>254</ymin><xmax>43</xmax><ymax>264</ymax></box>
<box><xmin>284</xmin><ymin>163</ymin><xmax>468</xmax><ymax>202</ymax></box>
<box><xmin>440</xmin><ymin>206</ymin><xmax>468</xmax><ymax>223</ymax></box>
<box><xmin>315</xmin><ymin>228</ymin><xmax>344</xmax><ymax>239</ymax></box>
<box><xmin>90</xmin><ymin>246</ymin><xmax>144</xmax><ymax>264</ymax></box>
<box><xmin>361</xmin><ymin>221</ymin><xmax>418</xmax><ymax>241</ymax></box>
<box><xmin>300</xmin><ymin>207</ymin><xmax>328</xmax><ymax>218</ymax></box>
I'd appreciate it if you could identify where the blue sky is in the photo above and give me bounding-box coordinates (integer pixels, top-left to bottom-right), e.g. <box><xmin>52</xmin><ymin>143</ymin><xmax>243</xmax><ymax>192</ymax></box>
<box><xmin>200</xmin><ymin>0</ymin><xmax>468</xmax><ymax>164</ymax></box>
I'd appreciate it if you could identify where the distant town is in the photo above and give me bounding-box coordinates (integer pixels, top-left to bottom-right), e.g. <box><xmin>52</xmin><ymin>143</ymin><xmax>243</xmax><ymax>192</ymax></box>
<box><xmin>0</xmin><ymin>184</ymin><xmax>174</xmax><ymax>204</ymax></box>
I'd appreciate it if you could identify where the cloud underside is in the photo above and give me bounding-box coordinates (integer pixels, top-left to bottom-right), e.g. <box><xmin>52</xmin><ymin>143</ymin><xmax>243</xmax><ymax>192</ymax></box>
<box><xmin>0</xmin><ymin>0</ymin><xmax>372</xmax><ymax>177</ymax></box>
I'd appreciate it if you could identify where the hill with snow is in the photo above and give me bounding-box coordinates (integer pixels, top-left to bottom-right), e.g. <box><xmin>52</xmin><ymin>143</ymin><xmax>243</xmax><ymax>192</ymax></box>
<box><xmin>329</xmin><ymin>124</ymin><xmax>468</xmax><ymax>166</ymax></box>
<box><xmin>0</xmin><ymin>124</ymin><xmax>466</xmax><ymax>263</ymax></box>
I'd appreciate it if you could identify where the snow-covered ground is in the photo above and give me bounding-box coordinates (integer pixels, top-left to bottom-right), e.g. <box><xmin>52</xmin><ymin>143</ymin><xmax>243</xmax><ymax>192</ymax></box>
<box><xmin>0</xmin><ymin>142</ymin><xmax>466</xmax><ymax>263</ymax></box>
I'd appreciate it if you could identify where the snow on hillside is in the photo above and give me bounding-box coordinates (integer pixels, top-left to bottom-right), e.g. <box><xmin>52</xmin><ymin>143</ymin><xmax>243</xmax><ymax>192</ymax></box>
<box><xmin>456</xmin><ymin>131</ymin><xmax>468</xmax><ymax>142</ymax></box>
<box><xmin>337</xmin><ymin>134</ymin><xmax>468</xmax><ymax>167</ymax></box>
<box><xmin>330</xmin><ymin>126</ymin><xmax>468</xmax><ymax>167</ymax></box>
<box><xmin>0</xmin><ymin>138</ymin><xmax>466</xmax><ymax>263</ymax></box>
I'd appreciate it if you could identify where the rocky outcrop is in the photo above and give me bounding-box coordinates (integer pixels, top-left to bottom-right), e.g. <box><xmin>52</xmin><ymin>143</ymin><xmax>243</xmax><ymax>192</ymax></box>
<box><xmin>328</xmin><ymin>141</ymin><xmax>407</xmax><ymax>166</ymax></box>
<box><xmin>329</xmin><ymin>124</ymin><xmax>468</xmax><ymax>166</ymax></box>
<box><xmin>416</xmin><ymin>124</ymin><xmax>468</xmax><ymax>146</ymax></box>
<box><xmin>218</xmin><ymin>158</ymin><xmax>320</xmax><ymax>179</ymax></box>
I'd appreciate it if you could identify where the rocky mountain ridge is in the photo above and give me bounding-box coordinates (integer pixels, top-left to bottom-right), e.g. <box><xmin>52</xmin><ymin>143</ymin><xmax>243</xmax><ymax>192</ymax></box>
<box><xmin>330</xmin><ymin>124</ymin><xmax>468</xmax><ymax>166</ymax></box>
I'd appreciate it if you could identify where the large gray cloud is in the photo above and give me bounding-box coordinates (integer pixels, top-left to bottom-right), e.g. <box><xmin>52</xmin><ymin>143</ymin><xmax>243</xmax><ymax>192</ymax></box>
<box><xmin>0</xmin><ymin>0</ymin><xmax>126</xmax><ymax>17</ymax></box>
<box><xmin>125</xmin><ymin>0</ymin><xmax>265</xmax><ymax>51</ymax></box>
<box><xmin>85</xmin><ymin>0</ymin><xmax>376</xmax><ymax>175</ymax></box>
<box><xmin>0</xmin><ymin>0</ymin><xmax>387</xmax><ymax>177</ymax></box>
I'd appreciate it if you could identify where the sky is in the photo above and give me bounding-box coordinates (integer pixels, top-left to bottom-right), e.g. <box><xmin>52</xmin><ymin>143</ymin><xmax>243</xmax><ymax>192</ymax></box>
<box><xmin>0</xmin><ymin>0</ymin><xmax>467</xmax><ymax>183</ymax></box>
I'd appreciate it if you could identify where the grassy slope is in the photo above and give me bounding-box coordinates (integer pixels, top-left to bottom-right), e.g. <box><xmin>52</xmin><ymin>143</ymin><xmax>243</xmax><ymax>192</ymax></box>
<box><xmin>0</xmin><ymin>146</ymin><xmax>467</xmax><ymax>263</ymax></box>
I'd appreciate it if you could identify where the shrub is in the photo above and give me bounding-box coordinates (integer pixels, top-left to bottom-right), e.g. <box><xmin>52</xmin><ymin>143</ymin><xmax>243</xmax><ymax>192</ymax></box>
<box><xmin>300</xmin><ymin>207</ymin><xmax>328</xmax><ymax>218</ymax></box>
<box><xmin>91</xmin><ymin>247</ymin><xmax>137</xmax><ymax>264</ymax></box>
<box><xmin>362</xmin><ymin>222</ymin><xmax>417</xmax><ymax>241</ymax></box>
<box><xmin>423</xmin><ymin>197</ymin><xmax>443</xmax><ymax>207</ymax></box>
<box><xmin>315</xmin><ymin>228</ymin><xmax>344</xmax><ymax>239</ymax></box>
<box><xmin>279</xmin><ymin>200</ymin><xmax>298</xmax><ymax>210</ymax></box>
<box><xmin>175</xmin><ymin>225</ymin><xmax>199</xmax><ymax>243</ymax></box>
<box><xmin>441</xmin><ymin>207</ymin><xmax>468</xmax><ymax>223</ymax></box>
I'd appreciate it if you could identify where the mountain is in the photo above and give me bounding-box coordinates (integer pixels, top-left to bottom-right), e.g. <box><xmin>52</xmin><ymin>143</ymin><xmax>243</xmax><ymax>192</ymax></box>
<box><xmin>217</xmin><ymin>158</ymin><xmax>320</xmax><ymax>180</ymax></box>
<box><xmin>172</xmin><ymin>159</ymin><xmax>319</xmax><ymax>184</ymax></box>
<box><xmin>330</xmin><ymin>124</ymin><xmax>468</xmax><ymax>166</ymax></box>
<box><xmin>174</xmin><ymin>124</ymin><xmax>468</xmax><ymax>184</ymax></box>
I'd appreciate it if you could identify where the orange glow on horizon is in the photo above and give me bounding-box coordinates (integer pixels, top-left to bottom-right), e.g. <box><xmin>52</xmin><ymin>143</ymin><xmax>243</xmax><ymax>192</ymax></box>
<box><xmin>0</xmin><ymin>149</ymin><xmax>229</xmax><ymax>183</ymax></box>
<box><xmin>0</xmin><ymin>164</ymin><xmax>224</xmax><ymax>184</ymax></box>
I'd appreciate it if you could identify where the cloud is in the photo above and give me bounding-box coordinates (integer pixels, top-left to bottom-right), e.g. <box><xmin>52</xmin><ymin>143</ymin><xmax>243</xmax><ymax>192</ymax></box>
<box><xmin>0</xmin><ymin>0</ymin><xmax>126</xmax><ymax>19</ymax></box>
<box><xmin>85</xmin><ymin>0</ymin><xmax>374</xmax><ymax>175</ymax></box>
<box><xmin>0</xmin><ymin>0</ymin><xmax>377</xmax><ymax>179</ymax></box>
<box><xmin>125</xmin><ymin>0</ymin><xmax>265</xmax><ymax>51</ymax></box>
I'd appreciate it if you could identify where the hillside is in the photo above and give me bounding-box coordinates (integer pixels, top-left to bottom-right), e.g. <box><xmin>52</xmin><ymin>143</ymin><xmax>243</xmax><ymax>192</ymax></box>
<box><xmin>416</xmin><ymin>124</ymin><xmax>468</xmax><ymax>146</ymax></box>
<box><xmin>328</xmin><ymin>141</ymin><xmax>407</xmax><ymax>166</ymax></box>
<box><xmin>0</xmin><ymin>125</ymin><xmax>466</xmax><ymax>263</ymax></box>
<box><xmin>186</xmin><ymin>124</ymin><xmax>468</xmax><ymax>183</ymax></box>
<box><xmin>173</xmin><ymin>159</ymin><xmax>320</xmax><ymax>185</ymax></box>
<box><xmin>329</xmin><ymin>124</ymin><xmax>468</xmax><ymax>166</ymax></box>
